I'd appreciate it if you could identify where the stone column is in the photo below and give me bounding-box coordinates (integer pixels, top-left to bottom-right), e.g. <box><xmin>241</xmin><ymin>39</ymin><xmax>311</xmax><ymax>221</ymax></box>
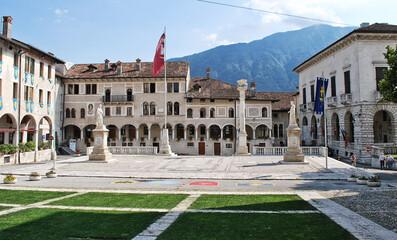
<box><xmin>236</xmin><ymin>79</ymin><xmax>250</xmax><ymax>155</ymax></box>
<box><xmin>283</xmin><ymin>101</ymin><xmax>305</xmax><ymax>163</ymax></box>
<box><xmin>34</xmin><ymin>129</ymin><xmax>39</xmax><ymax>162</ymax></box>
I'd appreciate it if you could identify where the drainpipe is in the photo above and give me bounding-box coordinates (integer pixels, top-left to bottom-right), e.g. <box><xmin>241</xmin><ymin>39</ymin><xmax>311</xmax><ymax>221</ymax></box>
<box><xmin>17</xmin><ymin>50</ymin><xmax>27</xmax><ymax>164</ymax></box>
<box><xmin>234</xmin><ymin>99</ymin><xmax>237</xmax><ymax>154</ymax></box>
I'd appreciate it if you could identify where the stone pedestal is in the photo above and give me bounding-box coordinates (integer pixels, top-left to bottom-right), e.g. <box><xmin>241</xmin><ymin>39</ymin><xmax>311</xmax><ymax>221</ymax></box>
<box><xmin>158</xmin><ymin>128</ymin><xmax>175</xmax><ymax>156</ymax></box>
<box><xmin>237</xmin><ymin>131</ymin><xmax>250</xmax><ymax>156</ymax></box>
<box><xmin>283</xmin><ymin>124</ymin><xmax>305</xmax><ymax>162</ymax></box>
<box><xmin>89</xmin><ymin>125</ymin><xmax>113</xmax><ymax>162</ymax></box>
<box><xmin>236</xmin><ymin>79</ymin><xmax>251</xmax><ymax>156</ymax></box>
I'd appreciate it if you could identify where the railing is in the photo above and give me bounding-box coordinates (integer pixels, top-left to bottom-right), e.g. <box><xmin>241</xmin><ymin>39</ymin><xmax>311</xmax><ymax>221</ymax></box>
<box><xmin>307</xmin><ymin>102</ymin><xmax>314</xmax><ymax>110</ymax></box>
<box><xmin>371</xmin><ymin>145</ymin><xmax>397</xmax><ymax>156</ymax></box>
<box><xmin>340</xmin><ymin>93</ymin><xmax>352</xmax><ymax>104</ymax></box>
<box><xmin>326</xmin><ymin>96</ymin><xmax>337</xmax><ymax>107</ymax></box>
<box><xmin>102</xmin><ymin>95</ymin><xmax>134</xmax><ymax>103</ymax></box>
<box><xmin>253</xmin><ymin>147</ymin><xmax>326</xmax><ymax>156</ymax></box>
<box><xmin>300</xmin><ymin>104</ymin><xmax>307</xmax><ymax>112</ymax></box>
<box><xmin>86</xmin><ymin>146</ymin><xmax>157</xmax><ymax>155</ymax></box>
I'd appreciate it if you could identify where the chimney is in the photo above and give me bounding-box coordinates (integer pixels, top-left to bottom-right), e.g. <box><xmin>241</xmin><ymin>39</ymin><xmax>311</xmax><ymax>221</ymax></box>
<box><xmin>104</xmin><ymin>59</ymin><xmax>110</xmax><ymax>70</ymax></box>
<box><xmin>206</xmin><ymin>67</ymin><xmax>211</xmax><ymax>79</ymax></box>
<box><xmin>2</xmin><ymin>16</ymin><xmax>13</xmax><ymax>39</ymax></box>
<box><xmin>136</xmin><ymin>58</ymin><xmax>141</xmax><ymax>71</ymax></box>
<box><xmin>116</xmin><ymin>61</ymin><xmax>122</xmax><ymax>75</ymax></box>
<box><xmin>250</xmin><ymin>82</ymin><xmax>256</xmax><ymax>97</ymax></box>
<box><xmin>360</xmin><ymin>22</ymin><xmax>369</xmax><ymax>28</ymax></box>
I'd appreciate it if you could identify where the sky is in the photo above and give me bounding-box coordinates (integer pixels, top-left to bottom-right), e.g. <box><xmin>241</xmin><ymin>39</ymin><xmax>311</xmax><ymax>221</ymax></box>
<box><xmin>1</xmin><ymin>0</ymin><xmax>397</xmax><ymax>68</ymax></box>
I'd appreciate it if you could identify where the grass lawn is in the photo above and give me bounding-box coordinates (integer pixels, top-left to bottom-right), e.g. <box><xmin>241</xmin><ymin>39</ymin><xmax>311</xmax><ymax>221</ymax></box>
<box><xmin>0</xmin><ymin>208</ymin><xmax>163</xmax><ymax>240</ymax></box>
<box><xmin>49</xmin><ymin>192</ymin><xmax>188</xmax><ymax>209</ymax></box>
<box><xmin>0</xmin><ymin>206</ymin><xmax>11</xmax><ymax>211</ymax></box>
<box><xmin>158</xmin><ymin>212</ymin><xmax>356</xmax><ymax>240</ymax></box>
<box><xmin>0</xmin><ymin>189</ymin><xmax>74</xmax><ymax>205</ymax></box>
<box><xmin>188</xmin><ymin>194</ymin><xmax>316</xmax><ymax>211</ymax></box>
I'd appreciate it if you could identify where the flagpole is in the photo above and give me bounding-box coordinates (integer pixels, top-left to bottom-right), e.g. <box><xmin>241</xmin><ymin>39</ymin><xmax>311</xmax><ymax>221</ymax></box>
<box><xmin>322</xmin><ymin>72</ymin><xmax>328</xmax><ymax>170</ymax></box>
<box><xmin>164</xmin><ymin>26</ymin><xmax>167</xmax><ymax>130</ymax></box>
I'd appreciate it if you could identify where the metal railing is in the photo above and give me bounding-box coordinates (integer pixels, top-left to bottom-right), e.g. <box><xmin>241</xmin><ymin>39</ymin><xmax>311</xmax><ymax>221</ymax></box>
<box><xmin>102</xmin><ymin>95</ymin><xmax>134</xmax><ymax>103</ymax></box>
<box><xmin>252</xmin><ymin>146</ymin><xmax>326</xmax><ymax>156</ymax></box>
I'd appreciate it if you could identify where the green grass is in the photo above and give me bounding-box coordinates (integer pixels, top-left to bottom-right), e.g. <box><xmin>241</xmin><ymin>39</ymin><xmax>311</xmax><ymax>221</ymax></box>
<box><xmin>189</xmin><ymin>194</ymin><xmax>316</xmax><ymax>211</ymax></box>
<box><xmin>0</xmin><ymin>190</ymin><xmax>74</xmax><ymax>205</ymax></box>
<box><xmin>0</xmin><ymin>206</ymin><xmax>11</xmax><ymax>211</ymax></box>
<box><xmin>0</xmin><ymin>208</ymin><xmax>163</xmax><ymax>240</ymax></box>
<box><xmin>49</xmin><ymin>192</ymin><xmax>188</xmax><ymax>209</ymax></box>
<box><xmin>158</xmin><ymin>213</ymin><xmax>356</xmax><ymax>240</ymax></box>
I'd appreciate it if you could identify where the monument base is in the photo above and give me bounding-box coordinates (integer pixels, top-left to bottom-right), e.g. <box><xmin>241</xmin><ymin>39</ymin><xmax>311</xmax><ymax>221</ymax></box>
<box><xmin>283</xmin><ymin>148</ymin><xmax>305</xmax><ymax>162</ymax></box>
<box><xmin>89</xmin><ymin>126</ymin><xmax>113</xmax><ymax>163</ymax></box>
<box><xmin>89</xmin><ymin>148</ymin><xmax>114</xmax><ymax>163</ymax></box>
<box><xmin>158</xmin><ymin>145</ymin><xmax>176</xmax><ymax>156</ymax></box>
<box><xmin>236</xmin><ymin>146</ymin><xmax>251</xmax><ymax>156</ymax></box>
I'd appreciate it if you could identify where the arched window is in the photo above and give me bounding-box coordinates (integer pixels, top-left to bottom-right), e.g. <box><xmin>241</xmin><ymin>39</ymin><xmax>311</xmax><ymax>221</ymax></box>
<box><xmin>273</xmin><ymin>124</ymin><xmax>278</xmax><ymax>138</ymax></box>
<box><xmin>262</xmin><ymin>107</ymin><xmax>267</xmax><ymax>117</ymax></box>
<box><xmin>279</xmin><ymin>124</ymin><xmax>284</xmax><ymax>138</ymax></box>
<box><xmin>229</xmin><ymin>108</ymin><xmax>234</xmax><ymax>118</ymax></box>
<box><xmin>65</xmin><ymin>108</ymin><xmax>70</xmax><ymax>118</ymax></box>
<box><xmin>71</xmin><ymin>108</ymin><xmax>76</xmax><ymax>118</ymax></box>
<box><xmin>210</xmin><ymin>108</ymin><xmax>215</xmax><ymax>118</ymax></box>
<box><xmin>127</xmin><ymin>88</ymin><xmax>133</xmax><ymax>101</ymax></box>
<box><xmin>200</xmin><ymin>108</ymin><xmax>206</xmax><ymax>118</ymax></box>
<box><xmin>80</xmin><ymin>108</ymin><xmax>85</xmax><ymax>118</ymax></box>
<box><xmin>187</xmin><ymin>108</ymin><xmax>193</xmax><ymax>118</ymax></box>
<box><xmin>174</xmin><ymin>102</ymin><xmax>180</xmax><ymax>115</ymax></box>
<box><xmin>167</xmin><ymin>102</ymin><xmax>173</xmax><ymax>115</ymax></box>
<box><xmin>302</xmin><ymin>117</ymin><xmax>308</xmax><ymax>126</ymax></box>
<box><xmin>150</xmin><ymin>102</ymin><xmax>156</xmax><ymax>115</ymax></box>
<box><xmin>143</xmin><ymin>102</ymin><xmax>149</xmax><ymax>116</ymax></box>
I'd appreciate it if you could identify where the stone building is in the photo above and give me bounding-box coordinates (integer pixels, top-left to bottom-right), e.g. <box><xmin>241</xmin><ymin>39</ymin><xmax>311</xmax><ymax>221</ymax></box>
<box><xmin>0</xmin><ymin>16</ymin><xmax>64</xmax><ymax>163</ymax></box>
<box><xmin>59</xmin><ymin>60</ymin><xmax>293</xmax><ymax>155</ymax></box>
<box><xmin>294</xmin><ymin>23</ymin><xmax>397</xmax><ymax>164</ymax></box>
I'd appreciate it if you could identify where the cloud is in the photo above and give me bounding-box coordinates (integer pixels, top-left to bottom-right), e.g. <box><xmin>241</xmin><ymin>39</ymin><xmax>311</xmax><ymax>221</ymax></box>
<box><xmin>54</xmin><ymin>8</ymin><xmax>72</xmax><ymax>23</ymax></box>
<box><xmin>204</xmin><ymin>33</ymin><xmax>234</xmax><ymax>46</ymax></box>
<box><xmin>55</xmin><ymin>8</ymin><xmax>69</xmax><ymax>15</ymax></box>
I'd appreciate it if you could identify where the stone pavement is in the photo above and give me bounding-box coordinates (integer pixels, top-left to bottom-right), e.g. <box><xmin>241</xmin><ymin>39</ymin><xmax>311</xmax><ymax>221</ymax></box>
<box><xmin>1</xmin><ymin>154</ymin><xmax>375</xmax><ymax>180</ymax></box>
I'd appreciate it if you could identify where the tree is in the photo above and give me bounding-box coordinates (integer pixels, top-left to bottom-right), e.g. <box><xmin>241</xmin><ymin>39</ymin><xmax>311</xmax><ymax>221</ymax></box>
<box><xmin>379</xmin><ymin>45</ymin><xmax>397</xmax><ymax>103</ymax></box>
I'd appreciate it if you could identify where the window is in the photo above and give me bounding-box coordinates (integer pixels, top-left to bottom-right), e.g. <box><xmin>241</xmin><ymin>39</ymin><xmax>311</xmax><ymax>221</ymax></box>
<box><xmin>47</xmin><ymin>91</ymin><xmax>51</xmax><ymax>104</ymax></box>
<box><xmin>0</xmin><ymin>79</ymin><xmax>2</xmax><ymax>97</ymax></box>
<box><xmin>187</xmin><ymin>98</ymin><xmax>192</xmax><ymax>102</ymax></box>
<box><xmin>65</xmin><ymin>108</ymin><xmax>70</xmax><ymax>118</ymax></box>
<box><xmin>40</xmin><ymin>62</ymin><xmax>44</xmax><ymax>77</ymax></box>
<box><xmin>279</xmin><ymin>124</ymin><xmax>284</xmax><ymax>138</ymax></box>
<box><xmin>375</xmin><ymin>67</ymin><xmax>387</xmax><ymax>91</ymax></box>
<box><xmin>150</xmin><ymin>83</ymin><xmax>156</xmax><ymax>93</ymax></box>
<box><xmin>167</xmin><ymin>102</ymin><xmax>173</xmax><ymax>115</ymax></box>
<box><xmin>200</xmin><ymin>108</ymin><xmax>206</xmax><ymax>118</ymax></box>
<box><xmin>344</xmin><ymin>71</ymin><xmax>351</xmax><ymax>93</ymax></box>
<box><xmin>105</xmin><ymin>107</ymin><xmax>110</xmax><ymax>116</ymax></box>
<box><xmin>116</xmin><ymin>106</ymin><xmax>121</xmax><ymax>115</ymax></box>
<box><xmin>29</xmin><ymin>58</ymin><xmax>35</xmax><ymax>74</ymax></box>
<box><xmin>25</xmin><ymin>56</ymin><xmax>29</xmax><ymax>73</ymax></box>
<box><xmin>173</xmin><ymin>82</ymin><xmax>179</xmax><ymax>93</ymax></box>
<box><xmin>302</xmin><ymin>88</ymin><xmax>307</xmax><ymax>104</ymax></box>
<box><xmin>29</xmin><ymin>87</ymin><xmax>34</xmax><ymax>101</ymax></box>
<box><xmin>187</xmin><ymin>108</ymin><xmax>193</xmax><ymax>118</ymax></box>
<box><xmin>200</xmin><ymin>99</ymin><xmax>205</xmax><ymax>102</ymax></box>
<box><xmin>39</xmin><ymin>89</ymin><xmax>43</xmax><ymax>104</ymax></box>
<box><xmin>302</xmin><ymin>117</ymin><xmax>308</xmax><ymax>126</ymax></box>
<box><xmin>143</xmin><ymin>102</ymin><xmax>149</xmax><ymax>115</ymax></box>
<box><xmin>210</xmin><ymin>108</ymin><xmax>215</xmax><ymax>118</ymax></box>
<box><xmin>273</xmin><ymin>124</ymin><xmax>278</xmax><ymax>138</ymax></box>
<box><xmin>210</xmin><ymin>99</ymin><xmax>215</xmax><ymax>102</ymax></box>
<box><xmin>229</xmin><ymin>108</ymin><xmax>234</xmax><ymax>118</ymax></box>
<box><xmin>310</xmin><ymin>84</ymin><xmax>315</xmax><ymax>102</ymax></box>
<box><xmin>143</xmin><ymin>126</ymin><xmax>148</xmax><ymax>135</ymax></box>
<box><xmin>74</xmin><ymin>84</ymin><xmax>79</xmax><ymax>94</ymax></box>
<box><xmin>68</xmin><ymin>84</ymin><xmax>73</xmax><ymax>94</ymax></box>
<box><xmin>167</xmin><ymin>83</ymin><xmax>172</xmax><ymax>93</ymax></box>
<box><xmin>174</xmin><ymin>102</ymin><xmax>179</xmax><ymax>115</ymax></box>
<box><xmin>105</xmin><ymin>89</ymin><xmax>111</xmax><ymax>101</ymax></box>
<box><xmin>187</xmin><ymin>142</ymin><xmax>194</xmax><ymax>147</ymax></box>
<box><xmin>262</xmin><ymin>107</ymin><xmax>267</xmax><ymax>117</ymax></box>
<box><xmin>0</xmin><ymin>47</ymin><xmax>2</xmax><ymax>61</ymax></box>
<box><xmin>14</xmin><ymin>53</ymin><xmax>19</xmax><ymax>67</ymax></box>
<box><xmin>24</xmin><ymin>86</ymin><xmax>29</xmax><ymax>101</ymax></box>
<box><xmin>143</xmin><ymin>83</ymin><xmax>149</xmax><ymax>93</ymax></box>
<box><xmin>127</xmin><ymin>107</ymin><xmax>132</xmax><ymax>116</ymax></box>
<box><xmin>226</xmin><ymin>143</ymin><xmax>233</xmax><ymax>149</ymax></box>
<box><xmin>48</xmin><ymin>65</ymin><xmax>52</xmax><ymax>79</ymax></box>
<box><xmin>13</xmin><ymin>83</ymin><xmax>18</xmax><ymax>99</ymax></box>
<box><xmin>71</xmin><ymin>108</ymin><xmax>76</xmax><ymax>118</ymax></box>
<box><xmin>200</xmin><ymin>126</ymin><xmax>206</xmax><ymax>135</ymax></box>
<box><xmin>331</xmin><ymin>76</ymin><xmax>336</xmax><ymax>97</ymax></box>
<box><xmin>150</xmin><ymin>102</ymin><xmax>156</xmax><ymax>115</ymax></box>
<box><xmin>127</xmin><ymin>88</ymin><xmax>132</xmax><ymax>101</ymax></box>
<box><xmin>86</xmin><ymin>84</ymin><xmax>97</xmax><ymax>94</ymax></box>
<box><xmin>80</xmin><ymin>108</ymin><xmax>85</xmax><ymax>118</ymax></box>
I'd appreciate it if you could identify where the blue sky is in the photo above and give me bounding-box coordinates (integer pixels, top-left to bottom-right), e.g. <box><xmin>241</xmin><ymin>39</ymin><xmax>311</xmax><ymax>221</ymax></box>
<box><xmin>2</xmin><ymin>0</ymin><xmax>397</xmax><ymax>67</ymax></box>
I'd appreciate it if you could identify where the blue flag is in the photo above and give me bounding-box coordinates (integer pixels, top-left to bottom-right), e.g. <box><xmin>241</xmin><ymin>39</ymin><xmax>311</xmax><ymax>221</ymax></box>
<box><xmin>313</xmin><ymin>77</ymin><xmax>329</xmax><ymax>114</ymax></box>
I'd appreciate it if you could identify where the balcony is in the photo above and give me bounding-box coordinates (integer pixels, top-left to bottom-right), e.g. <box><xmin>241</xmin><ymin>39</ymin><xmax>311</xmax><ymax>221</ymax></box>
<box><xmin>102</xmin><ymin>95</ymin><xmax>134</xmax><ymax>103</ymax></box>
<box><xmin>340</xmin><ymin>93</ymin><xmax>352</xmax><ymax>105</ymax></box>
<box><xmin>375</xmin><ymin>91</ymin><xmax>383</xmax><ymax>101</ymax></box>
<box><xmin>300</xmin><ymin>104</ymin><xmax>307</xmax><ymax>112</ymax></box>
<box><xmin>326</xmin><ymin>96</ymin><xmax>337</xmax><ymax>107</ymax></box>
<box><xmin>307</xmin><ymin>102</ymin><xmax>314</xmax><ymax>110</ymax></box>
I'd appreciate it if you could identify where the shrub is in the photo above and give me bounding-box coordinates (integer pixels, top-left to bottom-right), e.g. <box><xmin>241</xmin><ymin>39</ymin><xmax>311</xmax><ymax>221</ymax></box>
<box><xmin>4</xmin><ymin>174</ymin><xmax>16</xmax><ymax>181</ymax></box>
<box><xmin>25</xmin><ymin>141</ymin><xmax>36</xmax><ymax>152</ymax></box>
<box><xmin>368</xmin><ymin>176</ymin><xmax>380</xmax><ymax>182</ymax></box>
<box><xmin>349</xmin><ymin>174</ymin><xmax>358</xmax><ymax>178</ymax></box>
<box><xmin>46</xmin><ymin>171</ymin><xmax>56</xmax><ymax>175</ymax></box>
<box><xmin>0</xmin><ymin>144</ymin><xmax>10</xmax><ymax>154</ymax></box>
<box><xmin>8</xmin><ymin>144</ymin><xmax>19</xmax><ymax>154</ymax></box>
<box><xmin>30</xmin><ymin>172</ymin><xmax>40</xmax><ymax>176</ymax></box>
<box><xmin>18</xmin><ymin>143</ymin><xmax>26</xmax><ymax>152</ymax></box>
<box><xmin>358</xmin><ymin>176</ymin><xmax>368</xmax><ymax>180</ymax></box>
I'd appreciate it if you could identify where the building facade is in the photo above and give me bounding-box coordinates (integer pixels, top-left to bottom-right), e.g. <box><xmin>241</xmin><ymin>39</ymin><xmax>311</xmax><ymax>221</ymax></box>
<box><xmin>294</xmin><ymin>23</ymin><xmax>397</xmax><ymax>164</ymax></box>
<box><xmin>0</xmin><ymin>16</ymin><xmax>64</xmax><ymax>163</ymax></box>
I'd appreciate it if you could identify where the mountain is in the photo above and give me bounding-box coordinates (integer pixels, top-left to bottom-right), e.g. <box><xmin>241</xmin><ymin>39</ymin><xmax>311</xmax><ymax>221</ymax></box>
<box><xmin>169</xmin><ymin>25</ymin><xmax>356</xmax><ymax>92</ymax></box>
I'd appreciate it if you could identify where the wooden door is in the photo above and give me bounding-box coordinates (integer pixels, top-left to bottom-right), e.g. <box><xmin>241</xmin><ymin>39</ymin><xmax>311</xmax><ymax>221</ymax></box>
<box><xmin>214</xmin><ymin>142</ymin><xmax>221</xmax><ymax>155</ymax></box>
<box><xmin>199</xmin><ymin>142</ymin><xmax>205</xmax><ymax>155</ymax></box>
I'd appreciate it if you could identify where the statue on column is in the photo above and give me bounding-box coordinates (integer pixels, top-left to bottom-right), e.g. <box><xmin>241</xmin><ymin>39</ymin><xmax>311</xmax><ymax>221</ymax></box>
<box><xmin>96</xmin><ymin>104</ymin><xmax>104</xmax><ymax>127</ymax></box>
<box><xmin>289</xmin><ymin>101</ymin><xmax>297</xmax><ymax>125</ymax></box>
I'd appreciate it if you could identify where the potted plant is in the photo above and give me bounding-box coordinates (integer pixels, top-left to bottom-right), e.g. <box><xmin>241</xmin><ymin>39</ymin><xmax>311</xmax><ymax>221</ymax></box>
<box><xmin>46</xmin><ymin>170</ymin><xmax>57</xmax><ymax>178</ymax></box>
<box><xmin>347</xmin><ymin>174</ymin><xmax>359</xmax><ymax>182</ymax></box>
<box><xmin>8</xmin><ymin>145</ymin><xmax>19</xmax><ymax>154</ymax></box>
<box><xmin>200</xmin><ymin>137</ymin><xmax>204</xmax><ymax>141</ymax></box>
<box><xmin>0</xmin><ymin>144</ymin><xmax>10</xmax><ymax>155</ymax></box>
<box><xmin>29</xmin><ymin>172</ymin><xmax>41</xmax><ymax>181</ymax></box>
<box><xmin>153</xmin><ymin>137</ymin><xmax>157</xmax><ymax>142</ymax></box>
<box><xmin>367</xmin><ymin>176</ymin><xmax>381</xmax><ymax>187</ymax></box>
<box><xmin>357</xmin><ymin>176</ymin><xmax>368</xmax><ymax>185</ymax></box>
<box><xmin>18</xmin><ymin>143</ymin><xmax>25</xmax><ymax>152</ymax></box>
<box><xmin>3</xmin><ymin>174</ymin><xmax>17</xmax><ymax>184</ymax></box>
<box><xmin>74</xmin><ymin>151</ymin><xmax>81</xmax><ymax>157</ymax></box>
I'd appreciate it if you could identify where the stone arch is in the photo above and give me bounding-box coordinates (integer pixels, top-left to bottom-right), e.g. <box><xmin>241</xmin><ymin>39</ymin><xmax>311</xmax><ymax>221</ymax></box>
<box><xmin>175</xmin><ymin>123</ymin><xmax>185</xmax><ymax>139</ymax></box>
<box><xmin>209</xmin><ymin>124</ymin><xmax>221</xmax><ymax>140</ymax></box>
<box><xmin>331</xmin><ymin>113</ymin><xmax>340</xmax><ymax>141</ymax></box>
<box><xmin>174</xmin><ymin>102</ymin><xmax>180</xmax><ymax>115</ymax></box>
<box><xmin>255</xmin><ymin>124</ymin><xmax>269</xmax><ymax>139</ymax></box>
<box><xmin>311</xmin><ymin>115</ymin><xmax>317</xmax><ymax>140</ymax></box>
<box><xmin>186</xmin><ymin>124</ymin><xmax>195</xmax><ymax>140</ymax></box>
<box><xmin>222</xmin><ymin>125</ymin><xmax>235</xmax><ymax>140</ymax></box>
<box><xmin>245</xmin><ymin>125</ymin><xmax>254</xmax><ymax>140</ymax></box>
<box><xmin>64</xmin><ymin>124</ymin><xmax>81</xmax><ymax>140</ymax></box>
<box><xmin>151</xmin><ymin>124</ymin><xmax>161</xmax><ymax>141</ymax></box>
<box><xmin>106</xmin><ymin>124</ymin><xmax>119</xmax><ymax>141</ymax></box>
<box><xmin>373</xmin><ymin>110</ymin><xmax>393</xmax><ymax>143</ymax></box>
<box><xmin>0</xmin><ymin>113</ymin><xmax>17</xmax><ymax>144</ymax></box>
<box><xmin>198</xmin><ymin>124</ymin><xmax>207</xmax><ymax>140</ymax></box>
<box><xmin>344</xmin><ymin>111</ymin><xmax>354</xmax><ymax>143</ymax></box>
<box><xmin>187</xmin><ymin>108</ymin><xmax>193</xmax><ymax>118</ymax></box>
<box><xmin>302</xmin><ymin>116</ymin><xmax>308</xmax><ymax>126</ymax></box>
<box><xmin>71</xmin><ymin>108</ymin><xmax>76</xmax><ymax>118</ymax></box>
<box><xmin>139</xmin><ymin>124</ymin><xmax>149</xmax><ymax>141</ymax></box>
<box><xmin>120</xmin><ymin>124</ymin><xmax>136</xmax><ymax>141</ymax></box>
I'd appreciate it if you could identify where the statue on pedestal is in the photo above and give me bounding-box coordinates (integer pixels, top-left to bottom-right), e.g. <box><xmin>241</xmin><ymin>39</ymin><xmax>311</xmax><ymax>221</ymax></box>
<box><xmin>96</xmin><ymin>104</ymin><xmax>104</xmax><ymax>127</ymax></box>
<box><xmin>289</xmin><ymin>101</ymin><xmax>296</xmax><ymax>125</ymax></box>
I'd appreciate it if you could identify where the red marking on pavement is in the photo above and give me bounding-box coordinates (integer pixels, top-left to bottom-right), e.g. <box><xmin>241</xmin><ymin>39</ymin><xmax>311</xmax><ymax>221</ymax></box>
<box><xmin>189</xmin><ymin>181</ymin><xmax>218</xmax><ymax>186</ymax></box>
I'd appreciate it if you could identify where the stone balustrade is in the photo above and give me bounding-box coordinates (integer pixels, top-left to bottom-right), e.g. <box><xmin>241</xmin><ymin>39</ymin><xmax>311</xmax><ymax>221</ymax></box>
<box><xmin>87</xmin><ymin>146</ymin><xmax>158</xmax><ymax>155</ymax></box>
<box><xmin>253</xmin><ymin>146</ymin><xmax>326</xmax><ymax>156</ymax></box>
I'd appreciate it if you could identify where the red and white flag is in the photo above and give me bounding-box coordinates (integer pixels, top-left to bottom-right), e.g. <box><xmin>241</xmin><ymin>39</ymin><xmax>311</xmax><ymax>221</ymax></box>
<box><xmin>152</xmin><ymin>33</ymin><xmax>165</xmax><ymax>77</ymax></box>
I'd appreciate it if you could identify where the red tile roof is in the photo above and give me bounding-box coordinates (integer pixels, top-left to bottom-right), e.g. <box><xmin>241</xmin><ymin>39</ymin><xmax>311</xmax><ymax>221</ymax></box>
<box><xmin>64</xmin><ymin>61</ymin><xmax>189</xmax><ymax>79</ymax></box>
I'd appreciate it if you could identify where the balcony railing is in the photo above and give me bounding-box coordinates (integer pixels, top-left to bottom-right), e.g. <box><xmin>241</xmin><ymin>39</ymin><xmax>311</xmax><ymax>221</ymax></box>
<box><xmin>102</xmin><ymin>95</ymin><xmax>134</xmax><ymax>103</ymax></box>
<box><xmin>326</xmin><ymin>96</ymin><xmax>337</xmax><ymax>107</ymax></box>
<box><xmin>300</xmin><ymin>104</ymin><xmax>307</xmax><ymax>112</ymax></box>
<box><xmin>307</xmin><ymin>102</ymin><xmax>314</xmax><ymax>110</ymax></box>
<box><xmin>340</xmin><ymin>93</ymin><xmax>352</xmax><ymax>104</ymax></box>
